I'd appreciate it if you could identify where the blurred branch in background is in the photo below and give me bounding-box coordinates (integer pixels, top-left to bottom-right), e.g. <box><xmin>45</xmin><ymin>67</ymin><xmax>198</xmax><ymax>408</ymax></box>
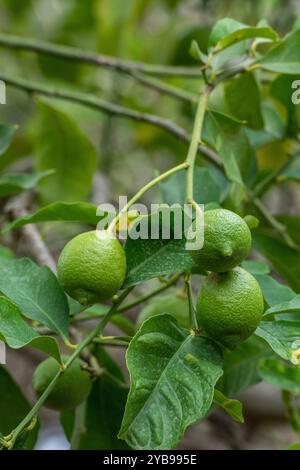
<box><xmin>0</xmin><ymin>73</ymin><xmax>221</xmax><ymax>168</ymax></box>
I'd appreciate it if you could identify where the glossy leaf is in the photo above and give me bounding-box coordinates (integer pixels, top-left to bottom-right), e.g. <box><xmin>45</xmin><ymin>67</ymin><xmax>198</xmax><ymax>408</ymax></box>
<box><xmin>33</xmin><ymin>100</ymin><xmax>97</xmax><ymax>203</ymax></box>
<box><xmin>119</xmin><ymin>314</ymin><xmax>223</xmax><ymax>450</ymax></box>
<box><xmin>124</xmin><ymin>212</ymin><xmax>194</xmax><ymax>288</ymax></box>
<box><xmin>0</xmin><ymin>296</ymin><xmax>61</xmax><ymax>362</ymax></box>
<box><xmin>0</xmin><ymin>257</ymin><xmax>69</xmax><ymax>340</ymax></box>
<box><xmin>2</xmin><ymin>201</ymin><xmax>108</xmax><ymax>234</ymax></box>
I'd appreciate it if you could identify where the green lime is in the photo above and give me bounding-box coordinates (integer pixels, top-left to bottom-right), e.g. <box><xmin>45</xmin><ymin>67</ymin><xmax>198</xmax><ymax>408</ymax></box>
<box><xmin>32</xmin><ymin>356</ymin><xmax>92</xmax><ymax>410</ymax></box>
<box><xmin>137</xmin><ymin>292</ymin><xmax>189</xmax><ymax>329</ymax></box>
<box><xmin>57</xmin><ymin>230</ymin><xmax>126</xmax><ymax>305</ymax></box>
<box><xmin>191</xmin><ymin>208</ymin><xmax>251</xmax><ymax>273</ymax></box>
<box><xmin>196</xmin><ymin>267</ymin><xmax>264</xmax><ymax>349</ymax></box>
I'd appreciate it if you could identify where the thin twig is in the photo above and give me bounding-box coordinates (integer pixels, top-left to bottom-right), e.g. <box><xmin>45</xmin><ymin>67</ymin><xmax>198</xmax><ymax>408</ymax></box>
<box><xmin>253</xmin><ymin>196</ymin><xmax>299</xmax><ymax>249</ymax></box>
<box><xmin>119</xmin><ymin>272</ymin><xmax>183</xmax><ymax>312</ymax></box>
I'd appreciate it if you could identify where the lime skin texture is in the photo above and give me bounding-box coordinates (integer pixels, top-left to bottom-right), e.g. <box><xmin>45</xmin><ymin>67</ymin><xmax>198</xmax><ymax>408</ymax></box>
<box><xmin>32</xmin><ymin>356</ymin><xmax>92</xmax><ymax>411</ymax></box>
<box><xmin>137</xmin><ymin>292</ymin><xmax>190</xmax><ymax>329</ymax></box>
<box><xmin>192</xmin><ymin>208</ymin><xmax>252</xmax><ymax>273</ymax></box>
<box><xmin>196</xmin><ymin>267</ymin><xmax>264</xmax><ymax>349</ymax></box>
<box><xmin>57</xmin><ymin>230</ymin><xmax>127</xmax><ymax>306</ymax></box>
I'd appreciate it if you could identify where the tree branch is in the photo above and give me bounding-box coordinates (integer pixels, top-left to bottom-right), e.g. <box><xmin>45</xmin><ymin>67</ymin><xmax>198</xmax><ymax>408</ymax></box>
<box><xmin>0</xmin><ymin>73</ymin><xmax>221</xmax><ymax>168</ymax></box>
<box><xmin>4</xmin><ymin>194</ymin><xmax>57</xmax><ymax>271</ymax></box>
<box><xmin>0</xmin><ymin>33</ymin><xmax>203</xmax><ymax>78</ymax></box>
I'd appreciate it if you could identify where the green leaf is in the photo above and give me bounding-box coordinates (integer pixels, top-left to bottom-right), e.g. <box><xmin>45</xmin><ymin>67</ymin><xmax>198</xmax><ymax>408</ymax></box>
<box><xmin>256</xmin><ymin>321</ymin><xmax>300</xmax><ymax>363</ymax></box>
<box><xmin>203</xmin><ymin>110</ymin><xmax>256</xmax><ymax>186</ymax></box>
<box><xmin>0</xmin><ymin>366</ymin><xmax>39</xmax><ymax>449</ymax></box>
<box><xmin>260</xmin><ymin>29</ymin><xmax>300</xmax><ymax>74</ymax></box>
<box><xmin>119</xmin><ymin>314</ymin><xmax>223</xmax><ymax>450</ymax></box>
<box><xmin>218</xmin><ymin>335</ymin><xmax>269</xmax><ymax>395</ymax></box>
<box><xmin>0</xmin><ymin>124</ymin><xmax>17</xmax><ymax>155</ymax></box>
<box><xmin>264</xmin><ymin>295</ymin><xmax>300</xmax><ymax>317</ymax></box>
<box><xmin>61</xmin><ymin>347</ymin><xmax>129</xmax><ymax>450</ymax></box>
<box><xmin>254</xmin><ymin>274</ymin><xmax>295</xmax><ymax>308</ymax></box>
<box><xmin>123</xmin><ymin>212</ymin><xmax>194</xmax><ymax>288</ymax></box>
<box><xmin>0</xmin><ymin>257</ymin><xmax>69</xmax><ymax>340</ymax></box>
<box><xmin>2</xmin><ymin>201</ymin><xmax>109</xmax><ymax>234</ymax></box>
<box><xmin>0</xmin><ymin>170</ymin><xmax>54</xmax><ymax>198</ymax></box>
<box><xmin>288</xmin><ymin>442</ymin><xmax>300</xmax><ymax>450</ymax></box>
<box><xmin>276</xmin><ymin>215</ymin><xmax>300</xmax><ymax>246</ymax></box>
<box><xmin>0</xmin><ymin>244</ymin><xmax>14</xmax><ymax>259</ymax></box>
<box><xmin>209</xmin><ymin>18</ymin><xmax>278</xmax><ymax>52</ymax></box>
<box><xmin>278</xmin><ymin>154</ymin><xmax>300</xmax><ymax>183</ymax></box>
<box><xmin>270</xmin><ymin>75</ymin><xmax>299</xmax><ymax>136</ymax></box>
<box><xmin>253</xmin><ymin>232</ymin><xmax>300</xmax><ymax>292</ymax></box>
<box><xmin>213</xmin><ymin>389</ymin><xmax>244</xmax><ymax>423</ymax></box>
<box><xmin>160</xmin><ymin>167</ymin><xmax>224</xmax><ymax>206</ymax></box>
<box><xmin>189</xmin><ymin>40</ymin><xmax>207</xmax><ymax>63</ymax></box>
<box><xmin>0</xmin><ymin>296</ymin><xmax>61</xmax><ymax>362</ymax></box>
<box><xmin>224</xmin><ymin>73</ymin><xmax>263</xmax><ymax>129</ymax></box>
<box><xmin>242</xmin><ymin>260</ymin><xmax>270</xmax><ymax>275</ymax></box>
<box><xmin>33</xmin><ymin>100</ymin><xmax>97</xmax><ymax>203</ymax></box>
<box><xmin>258</xmin><ymin>357</ymin><xmax>300</xmax><ymax>395</ymax></box>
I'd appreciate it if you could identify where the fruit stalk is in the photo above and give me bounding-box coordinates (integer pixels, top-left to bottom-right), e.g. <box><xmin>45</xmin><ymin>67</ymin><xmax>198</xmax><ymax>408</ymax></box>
<box><xmin>108</xmin><ymin>162</ymin><xmax>189</xmax><ymax>232</ymax></box>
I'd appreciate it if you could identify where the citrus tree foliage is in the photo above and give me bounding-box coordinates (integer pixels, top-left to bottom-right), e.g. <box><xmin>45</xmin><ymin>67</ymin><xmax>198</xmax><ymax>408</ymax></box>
<box><xmin>0</xmin><ymin>8</ymin><xmax>300</xmax><ymax>450</ymax></box>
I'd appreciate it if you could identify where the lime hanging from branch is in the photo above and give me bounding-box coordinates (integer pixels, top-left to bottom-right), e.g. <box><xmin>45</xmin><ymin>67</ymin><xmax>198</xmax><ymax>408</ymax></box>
<box><xmin>57</xmin><ymin>230</ymin><xmax>126</xmax><ymax>306</ymax></box>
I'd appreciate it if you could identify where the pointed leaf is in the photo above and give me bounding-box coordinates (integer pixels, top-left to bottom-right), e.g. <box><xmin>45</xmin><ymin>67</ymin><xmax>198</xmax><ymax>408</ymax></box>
<box><xmin>213</xmin><ymin>389</ymin><xmax>244</xmax><ymax>423</ymax></box>
<box><xmin>0</xmin><ymin>170</ymin><xmax>54</xmax><ymax>197</ymax></box>
<box><xmin>119</xmin><ymin>314</ymin><xmax>223</xmax><ymax>450</ymax></box>
<box><xmin>3</xmin><ymin>201</ymin><xmax>109</xmax><ymax>233</ymax></box>
<box><xmin>0</xmin><ymin>124</ymin><xmax>18</xmax><ymax>155</ymax></box>
<box><xmin>253</xmin><ymin>232</ymin><xmax>300</xmax><ymax>292</ymax></box>
<box><xmin>33</xmin><ymin>100</ymin><xmax>97</xmax><ymax>203</ymax></box>
<box><xmin>0</xmin><ymin>258</ymin><xmax>69</xmax><ymax>340</ymax></box>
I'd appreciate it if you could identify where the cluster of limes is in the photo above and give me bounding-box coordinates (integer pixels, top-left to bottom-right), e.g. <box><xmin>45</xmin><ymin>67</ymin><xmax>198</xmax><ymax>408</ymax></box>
<box><xmin>137</xmin><ymin>208</ymin><xmax>264</xmax><ymax>350</ymax></box>
<box><xmin>32</xmin><ymin>208</ymin><xmax>264</xmax><ymax>410</ymax></box>
<box><xmin>192</xmin><ymin>208</ymin><xmax>264</xmax><ymax>349</ymax></box>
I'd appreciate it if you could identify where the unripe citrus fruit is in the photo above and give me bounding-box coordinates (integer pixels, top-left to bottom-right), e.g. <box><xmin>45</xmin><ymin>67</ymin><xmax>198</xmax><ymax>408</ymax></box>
<box><xmin>32</xmin><ymin>356</ymin><xmax>92</xmax><ymax>410</ymax></box>
<box><xmin>196</xmin><ymin>267</ymin><xmax>264</xmax><ymax>349</ymax></box>
<box><xmin>137</xmin><ymin>292</ymin><xmax>189</xmax><ymax>329</ymax></box>
<box><xmin>57</xmin><ymin>230</ymin><xmax>126</xmax><ymax>305</ymax></box>
<box><xmin>191</xmin><ymin>208</ymin><xmax>251</xmax><ymax>273</ymax></box>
